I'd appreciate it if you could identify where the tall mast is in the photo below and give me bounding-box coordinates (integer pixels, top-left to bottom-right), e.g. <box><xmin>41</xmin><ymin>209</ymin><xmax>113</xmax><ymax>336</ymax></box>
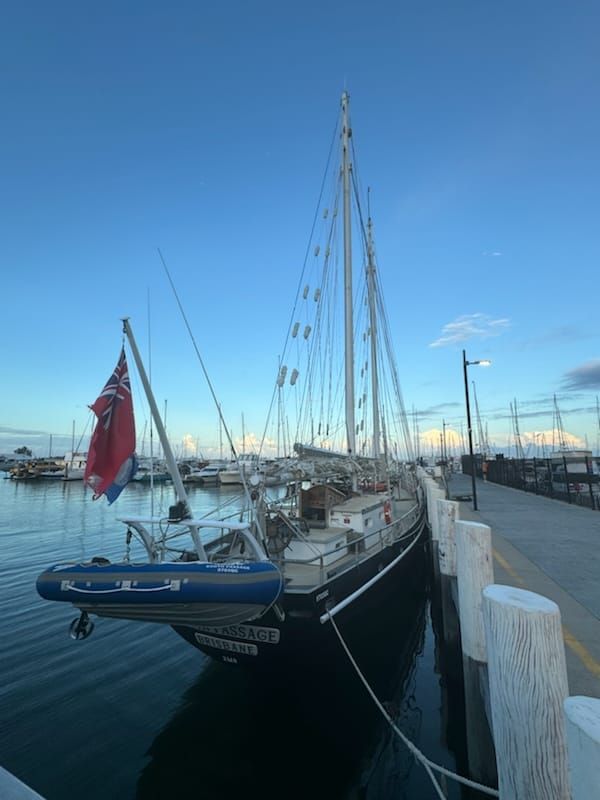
<box><xmin>341</xmin><ymin>90</ymin><xmax>356</xmax><ymax>456</ymax></box>
<box><xmin>366</xmin><ymin>214</ymin><xmax>380</xmax><ymax>459</ymax></box>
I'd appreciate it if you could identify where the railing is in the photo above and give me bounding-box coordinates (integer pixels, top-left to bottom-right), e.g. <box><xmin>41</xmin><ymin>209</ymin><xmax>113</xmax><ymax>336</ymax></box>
<box><xmin>280</xmin><ymin>500</ymin><xmax>423</xmax><ymax>586</ymax></box>
<box><xmin>465</xmin><ymin>455</ymin><xmax>600</xmax><ymax>511</ymax></box>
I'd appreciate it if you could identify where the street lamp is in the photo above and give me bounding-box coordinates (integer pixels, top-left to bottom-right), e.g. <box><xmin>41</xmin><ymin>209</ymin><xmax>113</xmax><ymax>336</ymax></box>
<box><xmin>462</xmin><ymin>350</ymin><xmax>491</xmax><ymax>510</ymax></box>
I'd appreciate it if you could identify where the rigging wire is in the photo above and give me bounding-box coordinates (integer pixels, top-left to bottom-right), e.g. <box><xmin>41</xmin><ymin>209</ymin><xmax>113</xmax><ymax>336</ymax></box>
<box><xmin>258</xmin><ymin>111</ymin><xmax>341</xmax><ymax>458</ymax></box>
<box><xmin>350</xmin><ymin>169</ymin><xmax>415</xmax><ymax>462</ymax></box>
<box><xmin>158</xmin><ymin>249</ymin><xmax>236</xmax><ymax>458</ymax></box>
<box><xmin>259</xmin><ymin>95</ymin><xmax>414</xmax><ymax>464</ymax></box>
<box><xmin>294</xmin><ymin>175</ymin><xmax>343</xmax><ymax>448</ymax></box>
<box><xmin>157</xmin><ymin>249</ymin><xmax>263</xmax><ymax>533</ymax></box>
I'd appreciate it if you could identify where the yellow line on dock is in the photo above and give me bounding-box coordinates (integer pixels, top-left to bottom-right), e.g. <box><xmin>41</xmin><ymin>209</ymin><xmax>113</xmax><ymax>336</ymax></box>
<box><xmin>492</xmin><ymin>549</ymin><xmax>525</xmax><ymax>586</ymax></box>
<box><xmin>492</xmin><ymin>548</ymin><xmax>600</xmax><ymax>679</ymax></box>
<box><xmin>562</xmin><ymin>628</ymin><xmax>600</xmax><ymax>679</ymax></box>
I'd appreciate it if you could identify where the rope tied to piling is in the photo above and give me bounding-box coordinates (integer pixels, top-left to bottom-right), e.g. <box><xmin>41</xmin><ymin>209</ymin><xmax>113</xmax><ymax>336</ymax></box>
<box><xmin>327</xmin><ymin>614</ymin><xmax>500</xmax><ymax>798</ymax></box>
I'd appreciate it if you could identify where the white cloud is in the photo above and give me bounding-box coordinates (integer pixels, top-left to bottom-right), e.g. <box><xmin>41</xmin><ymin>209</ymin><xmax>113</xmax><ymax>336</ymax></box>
<box><xmin>429</xmin><ymin>313</ymin><xmax>510</xmax><ymax>348</ymax></box>
<box><xmin>521</xmin><ymin>429</ymin><xmax>585</xmax><ymax>450</ymax></box>
<box><xmin>420</xmin><ymin>428</ymin><xmax>462</xmax><ymax>447</ymax></box>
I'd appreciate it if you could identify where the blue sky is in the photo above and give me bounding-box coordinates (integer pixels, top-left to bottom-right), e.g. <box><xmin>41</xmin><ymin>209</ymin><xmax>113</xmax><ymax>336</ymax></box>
<box><xmin>2</xmin><ymin>1</ymin><xmax>600</xmax><ymax>460</ymax></box>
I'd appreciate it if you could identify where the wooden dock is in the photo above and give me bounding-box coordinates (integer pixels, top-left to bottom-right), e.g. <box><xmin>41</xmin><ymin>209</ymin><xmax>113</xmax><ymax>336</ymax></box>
<box><xmin>421</xmin><ymin>467</ymin><xmax>600</xmax><ymax>799</ymax></box>
<box><xmin>447</xmin><ymin>471</ymin><xmax>600</xmax><ymax>698</ymax></box>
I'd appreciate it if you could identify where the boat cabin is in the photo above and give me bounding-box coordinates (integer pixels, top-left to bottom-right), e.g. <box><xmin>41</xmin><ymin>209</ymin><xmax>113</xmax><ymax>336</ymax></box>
<box><xmin>298</xmin><ymin>484</ymin><xmax>346</xmax><ymax>528</ymax></box>
<box><xmin>329</xmin><ymin>494</ymin><xmax>391</xmax><ymax>536</ymax></box>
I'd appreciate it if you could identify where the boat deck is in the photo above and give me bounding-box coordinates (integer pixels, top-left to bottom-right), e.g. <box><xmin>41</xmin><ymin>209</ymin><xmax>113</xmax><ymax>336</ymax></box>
<box><xmin>280</xmin><ymin>497</ymin><xmax>422</xmax><ymax>592</ymax></box>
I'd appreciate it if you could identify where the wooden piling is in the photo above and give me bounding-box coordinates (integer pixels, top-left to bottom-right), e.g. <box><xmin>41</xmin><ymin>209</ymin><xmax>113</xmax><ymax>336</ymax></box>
<box><xmin>482</xmin><ymin>585</ymin><xmax>570</xmax><ymax>800</ymax></box>
<box><xmin>455</xmin><ymin>521</ymin><xmax>493</xmax><ymax>662</ymax></box>
<box><xmin>438</xmin><ymin>499</ymin><xmax>459</xmax><ymax>577</ymax></box>
<box><xmin>455</xmin><ymin>521</ymin><xmax>497</xmax><ymax>785</ymax></box>
<box><xmin>428</xmin><ymin>486</ymin><xmax>446</xmax><ymax>543</ymax></box>
<box><xmin>437</xmin><ymin>500</ymin><xmax>460</xmax><ymax>650</ymax></box>
<box><xmin>423</xmin><ymin>481</ymin><xmax>445</xmax><ymax>589</ymax></box>
<box><xmin>564</xmin><ymin>696</ymin><xmax>600</xmax><ymax>800</ymax></box>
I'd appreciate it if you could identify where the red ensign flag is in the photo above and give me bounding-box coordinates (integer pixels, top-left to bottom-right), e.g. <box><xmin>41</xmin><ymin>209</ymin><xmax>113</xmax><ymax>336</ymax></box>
<box><xmin>84</xmin><ymin>347</ymin><xmax>136</xmax><ymax>503</ymax></box>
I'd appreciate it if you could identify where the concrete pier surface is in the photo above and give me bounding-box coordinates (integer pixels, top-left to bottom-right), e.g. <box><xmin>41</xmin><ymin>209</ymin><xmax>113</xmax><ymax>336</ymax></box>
<box><xmin>446</xmin><ymin>472</ymin><xmax>600</xmax><ymax>698</ymax></box>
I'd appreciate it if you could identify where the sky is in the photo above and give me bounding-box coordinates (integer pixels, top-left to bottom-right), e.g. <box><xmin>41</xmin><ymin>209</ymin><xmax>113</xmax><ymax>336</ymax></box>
<box><xmin>1</xmin><ymin>1</ymin><xmax>600</xmax><ymax>461</ymax></box>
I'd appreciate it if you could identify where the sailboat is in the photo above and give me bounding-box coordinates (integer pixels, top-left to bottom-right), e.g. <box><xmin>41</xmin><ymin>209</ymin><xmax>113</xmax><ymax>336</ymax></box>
<box><xmin>36</xmin><ymin>91</ymin><xmax>427</xmax><ymax>667</ymax></box>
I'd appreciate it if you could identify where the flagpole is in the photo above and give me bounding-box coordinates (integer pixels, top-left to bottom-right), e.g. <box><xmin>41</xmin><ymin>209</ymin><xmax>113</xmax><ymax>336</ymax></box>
<box><xmin>122</xmin><ymin>318</ymin><xmax>191</xmax><ymax>518</ymax></box>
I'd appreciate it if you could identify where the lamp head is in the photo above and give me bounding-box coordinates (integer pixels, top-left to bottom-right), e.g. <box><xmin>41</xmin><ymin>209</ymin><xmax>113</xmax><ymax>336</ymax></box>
<box><xmin>466</xmin><ymin>358</ymin><xmax>492</xmax><ymax>367</ymax></box>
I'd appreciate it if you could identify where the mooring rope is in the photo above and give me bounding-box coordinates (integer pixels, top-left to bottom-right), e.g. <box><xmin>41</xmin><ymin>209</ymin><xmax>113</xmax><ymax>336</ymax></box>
<box><xmin>327</xmin><ymin>613</ymin><xmax>500</xmax><ymax>798</ymax></box>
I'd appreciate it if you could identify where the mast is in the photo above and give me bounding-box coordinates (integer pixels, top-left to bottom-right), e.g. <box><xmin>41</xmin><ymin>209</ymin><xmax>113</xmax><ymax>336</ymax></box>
<box><xmin>341</xmin><ymin>90</ymin><xmax>356</xmax><ymax>456</ymax></box>
<box><xmin>219</xmin><ymin>403</ymin><xmax>223</xmax><ymax>461</ymax></box>
<box><xmin>510</xmin><ymin>398</ymin><xmax>525</xmax><ymax>460</ymax></box>
<box><xmin>122</xmin><ymin>318</ymin><xmax>191</xmax><ymax>516</ymax></box>
<box><xmin>472</xmin><ymin>381</ymin><xmax>487</xmax><ymax>458</ymax></box>
<box><xmin>596</xmin><ymin>396</ymin><xmax>600</xmax><ymax>457</ymax></box>
<box><xmin>366</xmin><ymin>214</ymin><xmax>380</xmax><ymax>459</ymax></box>
<box><xmin>553</xmin><ymin>394</ymin><xmax>567</xmax><ymax>451</ymax></box>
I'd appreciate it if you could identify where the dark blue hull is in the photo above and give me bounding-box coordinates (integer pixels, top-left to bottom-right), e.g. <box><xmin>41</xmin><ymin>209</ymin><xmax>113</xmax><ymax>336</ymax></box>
<box><xmin>174</xmin><ymin>509</ymin><xmax>428</xmax><ymax>667</ymax></box>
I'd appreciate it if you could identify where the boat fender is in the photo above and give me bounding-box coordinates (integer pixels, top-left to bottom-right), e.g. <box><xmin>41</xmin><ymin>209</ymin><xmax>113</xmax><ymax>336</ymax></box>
<box><xmin>384</xmin><ymin>500</ymin><xmax>392</xmax><ymax>525</ymax></box>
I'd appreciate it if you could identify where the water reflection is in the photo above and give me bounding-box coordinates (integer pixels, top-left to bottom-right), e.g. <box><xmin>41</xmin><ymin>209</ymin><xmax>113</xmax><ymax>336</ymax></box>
<box><xmin>0</xmin><ymin>479</ymin><xmax>474</xmax><ymax>799</ymax></box>
<box><xmin>136</xmin><ymin>586</ymin><xmax>428</xmax><ymax>800</ymax></box>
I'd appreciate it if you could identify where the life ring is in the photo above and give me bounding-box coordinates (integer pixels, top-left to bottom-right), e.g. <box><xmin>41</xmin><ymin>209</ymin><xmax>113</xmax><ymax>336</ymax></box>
<box><xmin>384</xmin><ymin>500</ymin><xmax>392</xmax><ymax>525</ymax></box>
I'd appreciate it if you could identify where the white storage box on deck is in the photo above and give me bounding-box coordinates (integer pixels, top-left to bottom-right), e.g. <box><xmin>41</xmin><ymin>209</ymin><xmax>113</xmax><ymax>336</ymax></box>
<box><xmin>287</xmin><ymin>528</ymin><xmax>348</xmax><ymax>566</ymax></box>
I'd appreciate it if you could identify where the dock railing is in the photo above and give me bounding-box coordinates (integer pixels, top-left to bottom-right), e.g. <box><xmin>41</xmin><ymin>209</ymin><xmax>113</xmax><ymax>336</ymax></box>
<box><xmin>464</xmin><ymin>454</ymin><xmax>600</xmax><ymax>510</ymax></box>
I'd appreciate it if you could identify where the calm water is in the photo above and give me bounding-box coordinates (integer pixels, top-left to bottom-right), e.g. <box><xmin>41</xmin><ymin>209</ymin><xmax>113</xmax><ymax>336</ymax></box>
<box><xmin>0</xmin><ymin>476</ymin><xmax>479</xmax><ymax>799</ymax></box>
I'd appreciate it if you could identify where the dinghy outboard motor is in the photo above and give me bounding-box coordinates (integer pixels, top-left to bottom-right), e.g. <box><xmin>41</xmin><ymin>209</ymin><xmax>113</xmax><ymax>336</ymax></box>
<box><xmin>69</xmin><ymin>611</ymin><xmax>94</xmax><ymax>640</ymax></box>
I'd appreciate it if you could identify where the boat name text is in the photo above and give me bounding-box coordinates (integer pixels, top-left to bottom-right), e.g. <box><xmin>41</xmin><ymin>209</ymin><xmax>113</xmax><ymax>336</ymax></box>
<box><xmin>197</xmin><ymin>623</ymin><xmax>280</xmax><ymax>644</ymax></box>
<box><xmin>195</xmin><ymin>633</ymin><xmax>259</xmax><ymax>655</ymax></box>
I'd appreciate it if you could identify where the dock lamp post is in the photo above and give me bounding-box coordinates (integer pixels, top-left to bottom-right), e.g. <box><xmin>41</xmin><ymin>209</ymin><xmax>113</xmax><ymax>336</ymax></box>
<box><xmin>462</xmin><ymin>350</ymin><xmax>491</xmax><ymax>511</ymax></box>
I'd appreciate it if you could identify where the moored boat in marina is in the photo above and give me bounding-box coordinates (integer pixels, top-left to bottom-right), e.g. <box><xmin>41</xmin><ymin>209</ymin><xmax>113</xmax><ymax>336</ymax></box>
<box><xmin>217</xmin><ymin>453</ymin><xmax>263</xmax><ymax>485</ymax></box>
<box><xmin>131</xmin><ymin>456</ymin><xmax>170</xmax><ymax>483</ymax></box>
<box><xmin>62</xmin><ymin>451</ymin><xmax>88</xmax><ymax>481</ymax></box>
<box><xmin>36</xmin><ymin>91</ymin><xmax>427</xmax><ymax>668</ymax></box>
<box><xmin>10</xmin><ymin>458</ymin><xmax>64</xmax><ymax>480</ymax></box>
<box><xmin>183</xmin><ymin>460</ymin><xmax>228</xmax><ymax>484</ymax></box>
